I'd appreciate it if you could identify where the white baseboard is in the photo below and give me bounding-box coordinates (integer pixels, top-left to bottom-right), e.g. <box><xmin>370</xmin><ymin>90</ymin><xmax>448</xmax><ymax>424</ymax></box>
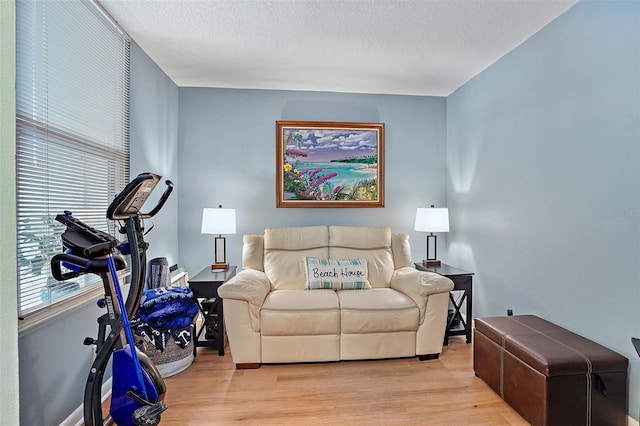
<box><xmin>60</xmin><ymin>377</ymin><xmax>112</xmax><ymax>426</ymax></box>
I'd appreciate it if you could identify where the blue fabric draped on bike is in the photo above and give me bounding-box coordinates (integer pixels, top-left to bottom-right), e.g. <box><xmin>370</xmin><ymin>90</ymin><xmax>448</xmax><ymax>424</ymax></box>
<box><xmin>133</xmin><ymin>286</ymin><xmax>199</xmax><ymax>351</ymax></box>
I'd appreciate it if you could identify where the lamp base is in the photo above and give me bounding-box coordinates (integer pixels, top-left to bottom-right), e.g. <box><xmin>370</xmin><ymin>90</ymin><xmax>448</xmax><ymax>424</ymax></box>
<box><xmin>422</xmin><ymin>259</ymin><xmax>441</xmax><ymax>267</ymax></box>
<box><xmin>211</xmin><ymin>263</ymin><xmax>229</xmax><ymax>271</ymax></box>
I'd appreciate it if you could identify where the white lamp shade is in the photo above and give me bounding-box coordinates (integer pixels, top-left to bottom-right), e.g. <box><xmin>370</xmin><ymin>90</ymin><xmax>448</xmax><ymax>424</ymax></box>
<box><xmin>201</xmin><ymin>207</ymin><xmax>236</xmax><ymax>234</ymax></box>
<box><xmin>414</xmin><ymin>207</ymin><xmax>449</xmax><ymax>233</ymax></box>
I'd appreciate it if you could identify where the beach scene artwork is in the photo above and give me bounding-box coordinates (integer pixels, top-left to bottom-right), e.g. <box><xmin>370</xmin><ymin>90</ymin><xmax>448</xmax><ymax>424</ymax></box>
<box><xmin>277</xmin><ymin>122</ymin><xmax>384</xmax><ymax>207</ymax></box>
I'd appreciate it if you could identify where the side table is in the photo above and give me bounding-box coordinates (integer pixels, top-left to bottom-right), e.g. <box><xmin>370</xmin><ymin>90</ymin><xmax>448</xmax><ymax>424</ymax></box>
<box><xmin>188</xmin><ymin>266</ymin><xmax>237</xmax><ymax>356</ymax></box>
<box><xmin>414</xmin><ymin>262</ymin><xmax>474</xmax><ymax>345</ymax></box>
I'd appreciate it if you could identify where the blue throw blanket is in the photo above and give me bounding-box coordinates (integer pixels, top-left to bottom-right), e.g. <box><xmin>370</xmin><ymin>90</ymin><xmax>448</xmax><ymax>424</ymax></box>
<box><xmin>134</xmin><ymin>286</ymin><xmax>199</xmax><ymax>351</ymax></box>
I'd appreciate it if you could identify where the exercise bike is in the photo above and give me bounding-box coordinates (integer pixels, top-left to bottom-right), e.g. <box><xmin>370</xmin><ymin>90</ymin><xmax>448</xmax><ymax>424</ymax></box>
<box><xmin>51</xmin><ymin>172</ymin><xmax>173</xmax><ymax>426</ymax></box>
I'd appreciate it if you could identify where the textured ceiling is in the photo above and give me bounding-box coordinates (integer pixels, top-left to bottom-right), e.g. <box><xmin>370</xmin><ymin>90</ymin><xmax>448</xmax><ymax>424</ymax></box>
<box><xmin>99</xmin><ymin>0</ymin><xmax>578</xmax><ymax>96</ymax></box>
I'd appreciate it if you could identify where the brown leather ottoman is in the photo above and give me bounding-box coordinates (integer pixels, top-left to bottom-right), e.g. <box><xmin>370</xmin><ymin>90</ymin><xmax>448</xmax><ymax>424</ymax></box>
<box><xmin>474</xmin><ymin>315</ymin><xmax>628</xmax><ymax>426</ymax></box>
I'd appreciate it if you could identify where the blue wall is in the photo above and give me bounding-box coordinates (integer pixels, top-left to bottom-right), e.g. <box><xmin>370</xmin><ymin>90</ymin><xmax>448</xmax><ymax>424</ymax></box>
<box><xmin>19</xmin><ymin>302</ymin><xmax>103</xmax><ymax>424</ymax></box>
<box><xmin>18</xmin><ymin>42</ymin><xmax>179</xmax><ymax>425</ymax></box>
<box><xmin>447</xmin><ymin>1</ymin><xmax>640</xmax><ymax>419</ymax></box>
<box><xmin>129</xmin><ymin>42</ymin><xmax>181</xmax><ymax>266</ymax></box>
<box><xmin>177</xmin><ymin>89</ymin><xmax>447</xmax><ymax>276</ymax></box>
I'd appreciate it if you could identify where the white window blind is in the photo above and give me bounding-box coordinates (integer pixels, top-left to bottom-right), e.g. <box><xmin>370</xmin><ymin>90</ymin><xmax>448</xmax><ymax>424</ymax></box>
<box><xmin>16</xmin><ymin>0</ymin><xmax>130</xmax><ymax>316</ymax></box>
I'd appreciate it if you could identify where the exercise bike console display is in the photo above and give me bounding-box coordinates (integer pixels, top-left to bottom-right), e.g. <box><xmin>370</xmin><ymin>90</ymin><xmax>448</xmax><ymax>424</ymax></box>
<box><xmin>107</xmin><ymin>172</ymin><xmax>173</xmax><ymax>221</ymax></box>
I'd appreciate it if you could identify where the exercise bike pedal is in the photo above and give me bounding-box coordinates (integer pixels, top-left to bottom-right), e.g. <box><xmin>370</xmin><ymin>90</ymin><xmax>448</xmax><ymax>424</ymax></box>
<box><xmin>132</xmin><ymin>401</ymin><xmax>167</xmax><ymax>426</ymax></box>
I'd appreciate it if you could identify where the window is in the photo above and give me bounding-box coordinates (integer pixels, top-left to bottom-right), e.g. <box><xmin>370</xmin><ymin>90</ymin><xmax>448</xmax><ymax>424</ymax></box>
<box><xmin>16</xmin><ymin>0</ymin><xmax>130</xmax><ymax>317</ymax></box>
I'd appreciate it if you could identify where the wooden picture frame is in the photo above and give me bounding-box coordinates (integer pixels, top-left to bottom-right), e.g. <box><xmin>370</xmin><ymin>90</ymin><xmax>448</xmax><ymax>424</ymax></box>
<box><xmin>276</xmin><ymin>121</ymin><xmax>384</xmax><ymax>208</ymax></box>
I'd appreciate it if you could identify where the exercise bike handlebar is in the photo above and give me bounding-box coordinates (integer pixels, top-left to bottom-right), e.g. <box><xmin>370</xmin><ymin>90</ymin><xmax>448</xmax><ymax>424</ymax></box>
<box><xmin>140</xmin><ymin>179</ymin><xmax>173</xmax><ymax>220</ymax></box>
<box><xmin>50</xmin><ymin>253</ymin><xmax>92</xmax><ymax>281</ymax></box>
<box><xmin>50</xmin><ymin>251</ymin><xmax>127</xmax><ymax>281</ymax></box>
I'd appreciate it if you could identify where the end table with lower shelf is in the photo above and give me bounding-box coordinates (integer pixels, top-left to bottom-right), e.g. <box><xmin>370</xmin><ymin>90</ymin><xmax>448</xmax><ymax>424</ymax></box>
<box><xmin>188</xmin><ymin>266</ymin><xmax>236</xmax><ymax>356</ymax></box>
<box><xmin>414</xmin><ymin>262</ymin><xmax>474</xmax><ymax>345</ymax></box>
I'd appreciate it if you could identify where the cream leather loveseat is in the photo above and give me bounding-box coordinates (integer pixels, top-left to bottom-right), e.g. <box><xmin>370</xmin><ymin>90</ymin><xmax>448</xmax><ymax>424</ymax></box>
<box><xmin>217</xmin><ymin>226</ymin><xmax>454</xmax><ymax>368</ymax></box>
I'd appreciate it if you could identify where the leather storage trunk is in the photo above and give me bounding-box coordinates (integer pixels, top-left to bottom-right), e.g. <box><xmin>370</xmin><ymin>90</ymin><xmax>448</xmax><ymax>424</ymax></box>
<box><xmin>474</xmin><ymin>315</ymin><xmax>628</xmax><ymax>426</ymax></box>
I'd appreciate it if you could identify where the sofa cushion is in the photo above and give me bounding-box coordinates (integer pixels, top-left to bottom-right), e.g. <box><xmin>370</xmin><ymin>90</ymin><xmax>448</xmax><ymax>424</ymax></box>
<box><xmin>261</xmin><ymin>289</ymin><xmax>340</xmax><ymax>336</ymax></box>
<box><xmin>304</xmin><ymin>257</ymin><xmax>371</xmax><ymax>290</ymax></box>
<box><xmin>264</xmin><ymin>226</ymin><xmax>329</xmax><ymax>290</ymax></box>
<box><xmin>338</xmin><ymin>288</ymin><xmax>419</xmax><ymax>334</ymax></box>
<box><xmin>329</xmin><ymin>226</ymin><xmax>394</xmax><ymax>288</ymax></box>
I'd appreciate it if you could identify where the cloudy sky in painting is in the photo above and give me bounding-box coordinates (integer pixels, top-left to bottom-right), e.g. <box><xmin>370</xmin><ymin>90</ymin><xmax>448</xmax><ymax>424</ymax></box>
<box><xmin>286</xmin><ymin>129</ymin><xmax>378</xmax><ymax>162</ymax></box>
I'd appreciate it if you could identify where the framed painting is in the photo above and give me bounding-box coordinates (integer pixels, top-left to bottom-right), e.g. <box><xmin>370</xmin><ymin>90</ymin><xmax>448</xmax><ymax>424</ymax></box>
<box><xmin>276</xmin><ymin>121</ymin><xmax>384</xmax><ymax>208</ymax></box>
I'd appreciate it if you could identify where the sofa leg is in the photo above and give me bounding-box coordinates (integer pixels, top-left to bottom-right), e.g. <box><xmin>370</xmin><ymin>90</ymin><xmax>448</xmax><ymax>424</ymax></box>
<box><xmin>418</xmin><ymin>353</ymin><xmax>439</xmax><ymax>361</ymax></box>
<box><xmin>236</xmin><ymin>363</ymin><xmax>261</xmax><ymax>369</ymax></box>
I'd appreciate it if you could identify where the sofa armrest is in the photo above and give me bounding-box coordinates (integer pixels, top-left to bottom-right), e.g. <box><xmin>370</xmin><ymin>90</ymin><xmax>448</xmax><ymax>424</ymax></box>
<box><xmin>390</xmin><ymin>267</ymin><xmax>454</xmax><ymax>324</ymax></box>
<box><xmin>218</xmin><ymin>269</ymin><xmax>271</xmax><ymax>331</ymax></box>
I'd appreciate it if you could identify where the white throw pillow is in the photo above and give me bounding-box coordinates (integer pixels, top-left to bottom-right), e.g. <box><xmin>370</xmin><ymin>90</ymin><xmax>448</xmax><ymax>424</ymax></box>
<box><xmin>304</xmin><ymin>257</ymin><xmax>371</xmax><ymax>290</ymax></box>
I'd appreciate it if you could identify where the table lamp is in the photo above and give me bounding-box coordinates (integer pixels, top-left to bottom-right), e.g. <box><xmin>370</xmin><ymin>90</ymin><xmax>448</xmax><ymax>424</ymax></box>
<box><xmin>414</xmin><ymin>205</ymin><xmax>449</xmax><ymax>267</ymax></box>
<box><xmin>201</xmin><ymin>205</ymin><xmax>236</xmax><ymax>270</ymax></box>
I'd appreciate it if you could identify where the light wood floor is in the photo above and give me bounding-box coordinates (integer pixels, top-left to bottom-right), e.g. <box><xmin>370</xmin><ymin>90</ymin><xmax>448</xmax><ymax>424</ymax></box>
<box><xmin>157</xmin><ymin>337</ymin><xmax>529</xmax><ymax>425</ymax></box>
